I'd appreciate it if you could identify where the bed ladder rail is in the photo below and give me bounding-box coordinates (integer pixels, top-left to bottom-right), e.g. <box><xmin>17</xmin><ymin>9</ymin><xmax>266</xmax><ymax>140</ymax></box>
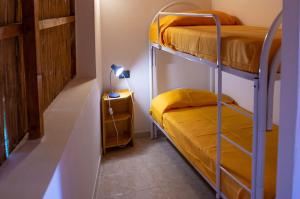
<box><xmin>221</xmin><ymin>134</ymin><xmax>253</xmax><ymax>156</ymax></box>
<box><xmin>218</xmin><ymin>101</ymin><xmax>256</xmax><ymax>198</ymax></box>
<box><xmin>221</xmin><ymin>102</ymin><xmax>252</xmax><ymax>119</ymax></box>
<box><xmin>220</xmin><ymin>102</ymin><xmax>254</xmax><ymax>156</ymax></box>
<box><xmin>220</xmin><ymin>166</ymin><xmax>252</xmax><ymax>193</ymax></box>
<box><xmin>217</xmin><ymin>84</ymin><xmax>259</xmax><ymax>199</ymax></box>
<box><xmin>217</xmin><ymin>11</ymin><xmax>282</xmax><ymax>199</ymax></box>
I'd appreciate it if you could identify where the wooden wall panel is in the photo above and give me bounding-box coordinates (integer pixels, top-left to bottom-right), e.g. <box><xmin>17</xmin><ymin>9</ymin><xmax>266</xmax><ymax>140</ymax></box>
<box><xmin>39</xmin><ymin>0</ymin><xmax>75</xmax><ymax>110</ymax></box>
<box><xmin>39</xmin><ymin>0</ymin><xmax>71</xmax><ymax>19</ymax></box>
<box><xmin>0</xmin><ymin>42</ymin><xmax>4</xmax><ymax>165</ymax></box>
<box><xmin>0</xmin><ymin>0</ymin><xmax>27</xmax><ymax>162</ymax></box>
<box><xmin>40</xmin><ymin>25</ymin><xmax>73</xmax><ymax>110</ymax></box>
<box><xmin>22</xmin><ymin>0</ymin><xmax>44</xmax><ymax>139</ymax></box>
<box><xmin>0</xmin><ymin>37</ymin><xmax>27</xmax><ymax>152</ymax></box>
<box><xmin>0</xmin><ymin>38</ymin><xmax>27</xmax><ymax>155</ymax></box>
<box><xmin>0</xmin><ymin>0</ymin><xmax>18</xmax><ymax>25</ymax></box>
<box><xmin>0</xmin><ymin>0</ymin><xmax>25</xmax><ymax>163</ymax></box>
<box><xmin>17</xmin><ymin>37</ymin><xmax>28</xmax><ymax>143</ymax></box>
<box><xmin>70</xmin><ymin>0</ymin><xmax>76</xmax><ymax>78</ymax></box>
<box><xmin>2</xmin><ymin>38</ymin><xmax>19</xmax><ymax>152</ymax></box>
<box><xmin>0</xmin><ymin>0</ymin><xmax>76</xmax><ymax>164</ymax></box>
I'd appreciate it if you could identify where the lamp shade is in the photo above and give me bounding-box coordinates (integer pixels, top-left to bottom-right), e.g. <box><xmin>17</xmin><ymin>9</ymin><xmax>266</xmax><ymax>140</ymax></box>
<box><xmin>111</xmin><ymin>64</ymin><xmax>124</xmax><ymax>77</ymax></box>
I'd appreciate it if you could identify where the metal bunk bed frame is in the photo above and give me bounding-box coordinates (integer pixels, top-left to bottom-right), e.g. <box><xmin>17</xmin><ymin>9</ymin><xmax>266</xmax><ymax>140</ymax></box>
<box><xmin>148</xmin><ymin>2</ymin><xmax>282</xmax><ymax>199</ymax></box>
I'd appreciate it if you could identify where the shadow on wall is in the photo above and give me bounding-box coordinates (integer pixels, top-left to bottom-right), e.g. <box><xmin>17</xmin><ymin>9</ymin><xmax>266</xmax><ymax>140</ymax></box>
<box><xmin>156</xmin><ymin>50</ymin><xmax>210</xmax><ymax>94</ymax></box>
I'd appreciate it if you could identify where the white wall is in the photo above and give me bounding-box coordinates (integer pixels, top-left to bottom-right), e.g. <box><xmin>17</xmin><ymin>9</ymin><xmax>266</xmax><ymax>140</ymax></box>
<box><xmin>156</xmin><ymin>50</ymin><xmax>211</xmax><ymax>94</ymax></box>
<box><xmin>212</xmin><ymin>0</ymin><xmax>282</xmax><ymax>123</ymax></box>
<box><xmin>212</xmin><ymin>0</ymin><xmax>282</xmax><ymax>27</ymax></box>
<box><xmin>76</xmin><ymin>0</ymin><xmax>97</xmax><ymax>78</ymax></box>
<box><xmin>95</xmin><ymin>0</ymin><xmax>103</xmax><ymax>89</ymax></box>
<box><xmin>44</xmin><ymin>80</ymin><xmax>101</xmax><ymax>199</ymax></box>
<box><xmin>101</xmin><ymin>0</ymin><xmax>211</xmax><ymax>133</ymax></box>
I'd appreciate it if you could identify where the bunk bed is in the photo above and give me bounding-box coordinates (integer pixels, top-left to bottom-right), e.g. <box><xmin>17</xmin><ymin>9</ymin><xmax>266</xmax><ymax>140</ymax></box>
<box><xmin>148</xmin><ymin>2</ymin><xmax>282</xmax><ymax>199</ymax></box>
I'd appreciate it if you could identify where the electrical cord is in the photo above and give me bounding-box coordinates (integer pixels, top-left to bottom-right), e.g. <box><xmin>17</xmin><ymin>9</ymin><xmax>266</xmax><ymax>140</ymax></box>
<box><xmin>108</xmin><ymin>74</ymin><xmax>134</xmax><ymax>147</ymax></box>
<box><xmin>108</xmin><ymin>98</ymin><xmax>119</xmax><ymax>146</ymax></box>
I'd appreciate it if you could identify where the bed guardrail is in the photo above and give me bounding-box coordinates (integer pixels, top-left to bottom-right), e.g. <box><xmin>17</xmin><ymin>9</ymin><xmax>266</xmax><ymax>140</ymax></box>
<box><xmin>156</xmin><ymin>12</ymin><xmax>222</xmax><ymax>52</ymax></box>
<box><xmin>150</xmin><ymin>1</ymin><xmax>200</xmax><ymax>24</ymax></box>
<box><xmin>260</xmin><ymin>11</ymin><xmax>282</xmax><ymax>131</ymax></box>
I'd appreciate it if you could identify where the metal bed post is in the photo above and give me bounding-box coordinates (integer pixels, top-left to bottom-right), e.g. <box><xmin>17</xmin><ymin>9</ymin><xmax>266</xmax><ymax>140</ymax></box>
<box><xmin>267</xmin><ymin>47</ymin><xmax>281</xmax><ymax>130</ymax></box>
<box><xmin>216</xmin><ymin>62</ymin><xmax>222</xmax><ymax>199</ymax></box>
<box><xmin>255</xmin><ymin>11</ymin><xmax>282</xmax><ymax>199</ymax></box>
<box><xmin>150</xmin><ymin>1</ymin><xmax>198</xmax><ymax>140</ymax></box>
<box><xmin>149</xmin><ymin>44</ymin><xmax>155</xmax><ymax>139</ymax></box>
<box><xmin>149</xmin><ymin>42</ymin><xmax>159</xmax><ymax>139</ymax></box>
<box><xmin>255</xmin><ymin>78</ymin><xmax>267</xmax><ymax>199</ymax></box>
<box><xmin>251</xmin><ymin>79</ymin><xmax>259</xmax><ymax>199</ymax></box>
<box><xmin>153</xmin><ymin>47</ymin><xmax>159</xmax><ymax>139</ymax></box>
<box><xmin>214</xmin><ymin>15</ymin><xmax>222</xmax><ymax>199</ymax></box>
<box><xmin>154</xmin><ymin>10</ymin><xmax>226</xmax><ymax>199</ymax></box>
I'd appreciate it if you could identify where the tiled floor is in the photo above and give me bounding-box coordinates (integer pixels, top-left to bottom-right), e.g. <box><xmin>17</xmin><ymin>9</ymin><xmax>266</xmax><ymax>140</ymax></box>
<box><xmin>95</xmin><ymin>136</ymin><xmax>215</xmax><ymax>199</ymax></box>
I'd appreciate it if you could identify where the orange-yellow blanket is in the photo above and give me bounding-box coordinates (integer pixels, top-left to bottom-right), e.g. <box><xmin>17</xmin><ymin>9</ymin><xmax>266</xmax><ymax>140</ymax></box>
<box><xmin>150</xmin><ymin>89</ymin><xmax>278</xmax><ymax>199</ymax></box>
<box><xmin>149</xmin><ymin>10</ymin><xmax>281</xmax><ymax>74</ymax></box>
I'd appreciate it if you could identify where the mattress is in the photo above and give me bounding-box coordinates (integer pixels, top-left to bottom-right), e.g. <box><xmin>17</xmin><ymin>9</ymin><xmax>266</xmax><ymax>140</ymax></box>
<box><xmin>159</xmin><ymin>105</ymin><xmax>278</xmax><ymax>199</ymax></box>
<box><xmin>150</xmin><ymin>25</ymin><xmax>281</xmax><ymax>74</ymax></box>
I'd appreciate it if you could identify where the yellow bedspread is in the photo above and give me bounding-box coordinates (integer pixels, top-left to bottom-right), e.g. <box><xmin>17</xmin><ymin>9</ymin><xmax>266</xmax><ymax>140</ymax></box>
<box><xmin>161</xmin><ymin>106</ymin><xmax>277</xmax><ymax>199</ymax></box>
<box><xmin>150</xmin><ymin>14</ymin><xmax>281</xmax><ymax>74</ymax></box>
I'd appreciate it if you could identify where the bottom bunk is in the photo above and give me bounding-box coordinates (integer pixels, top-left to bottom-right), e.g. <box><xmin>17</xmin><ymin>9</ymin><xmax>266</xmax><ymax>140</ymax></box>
<box><xmin>149</xmin><ymin>89</ymin><xmax>278</xmax><ymax>199</ymax></box>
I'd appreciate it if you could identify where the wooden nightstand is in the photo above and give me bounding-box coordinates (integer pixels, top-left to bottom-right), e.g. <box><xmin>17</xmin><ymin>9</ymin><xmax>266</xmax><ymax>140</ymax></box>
<box><xmin>101</xmin><ymin>89</ymin><xmax>134</xmax><ymax>154</ymax></box>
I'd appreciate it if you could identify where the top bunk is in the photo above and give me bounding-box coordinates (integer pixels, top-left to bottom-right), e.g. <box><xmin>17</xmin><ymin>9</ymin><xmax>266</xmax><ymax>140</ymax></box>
<box><xmin>149</xmin><ymin>2</ymin><xmax>282</xmax><ymax>81</ymax></box>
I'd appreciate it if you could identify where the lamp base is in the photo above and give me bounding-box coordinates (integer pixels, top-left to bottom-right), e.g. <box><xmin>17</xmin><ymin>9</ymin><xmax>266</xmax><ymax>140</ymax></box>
<box><xmin>109</xmin><ymin>92</ymin><xmax>120</xmax><ymax>98</ymax></box>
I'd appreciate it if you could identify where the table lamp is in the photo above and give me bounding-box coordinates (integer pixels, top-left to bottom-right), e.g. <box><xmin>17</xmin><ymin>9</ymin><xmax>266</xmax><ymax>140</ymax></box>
<box><xmin>109</xmin><ymin>64</ymin><xmax>124</xmax><ymax>98</ymax></box>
